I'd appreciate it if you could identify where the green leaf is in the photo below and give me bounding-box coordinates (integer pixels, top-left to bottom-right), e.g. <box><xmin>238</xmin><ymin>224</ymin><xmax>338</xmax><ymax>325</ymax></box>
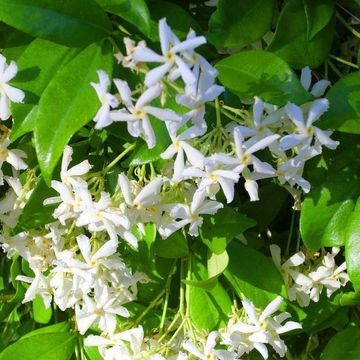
<box><xmin>208</xmin><ymin>0</ymin><xmax>275</xmax><ymax>48</ymax></box>
<box><xmin>189</xmin><ymin>251</ymin><xmax>232</xmax><ymax>330</ymax></box>
<box><xmin>300</xmin><ymin>134</ymin><xmax>360</xmax><ymax>250</ymax></box>
<box><xmin>0</xmin><ymin>25</ymin><xmax>33</xmax><ymax>61</ymax></box>
<box><xmin>207</xmin><ymin>250</ymin><xmax>228</xmax><ymax>278</ymax></box>
<box><xmin>289</xmin><ymin>295</ymin><xmax>340</xmax><ymax>333</ymax></box>
<box><xmin>0</xmin><ymin>326</ymin><xmax>76</xmax><ymax>360</ymax></box>
<box><xmin>337</xmin><ymin>291</ymin><xmax>360</xmax><ymax>306</ymax></box>
<box><xmin>84</xmin><ymin>346</ymin><xmax>103</xmax><ymax>360</ymax></box>
<box><xmin>32</xmin><ymin>295</ymin><xmax>52</xmax><ymax>324</ymax></box>
<box><xmin>14</xmin><ymin>178</ymin><xmax>57</xmax><ymax>233</ymax></box>
<box><xmin>146</xmin><ymin>0</ymin><xmax>202</xmax><ymax>40</ymax></box>
<box><xmin>224</xmin><ymin>241</ymin><xmax>286</xmax><ymax>308</ymax></box>
<box><xmin>321</xmin><ymin>327</ymin><xmax>360</xmax><ymax>359</ymax></box>
<box><xmin>267</xmin><ymin>0</ymin><xmax>335</xmax><ymax>69</ymax></box>
<box><xmin>22</xmin><ymin>322</ymin><xmax>70</xmax><ymax>338</ymax></box>
<box><xmin>345</xmin><ymin>197</ymin><xmax>360</xmax><ymax>291</ymax></box>
<box><xmin>128</xmin><ymin>119</ymin><xmax>171</xmax><ymax>166</ymax></box>
<box><xmin>34</xmin><ymin>41</ymin><xmax>113</xmax><ymax>183</ymax></box>
<box><xmin>318</xmin><ymin>71</ymin><xmax>360</xmax><ymax>133</ymax></box>
<box><xmin>154</xmin><ymin>232</ymin><xmax>189</xmax><ymax>258</ymax></box>
<box><xmin>0</xmin><ymin>0</ymin><xmax>112</xmax><ymax>47</ymax></box>
<box><xmin>200</xmin><ymin>205</ymin><xmax>256</xmax><ymax>254</ymax></box>
<box><xmin>11</xmin><ymin>106</ymin><xmax>38</xmax><ymax>141</ymax></box>
<box><xmin>241</xmin><ymin>183</ymin><xmax>289</xmax><ymax>233</ymax></box>
<box><xmin>96</xmin><ymin>0</ymin><xmax>151</xmax><ymax>37</ymax></box>
<box><xmin>10</xmin><ymin>39</ymin><xmax>77</xmax><ymax>141</ymax></box>
<box><xmin>216</xmin><ymin>50</ymin><xmax>312</xmax><ymax>106</ymax></box>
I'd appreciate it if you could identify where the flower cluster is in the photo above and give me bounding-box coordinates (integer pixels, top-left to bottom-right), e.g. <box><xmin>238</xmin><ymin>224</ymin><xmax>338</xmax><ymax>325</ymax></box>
<box><xmin>271</xmin><ymin>245</ymin><xmax>349</xmax><ymax>307</ymax></box>
<box><xmin>182</xmin><ymin>296</ymin><xmax>301</xmax><ymax>360</ymax></box>
<box><xmin>84</xmin><ymin>296</ymin><xmax>301</xmax><ymax>359</ymax></box>
<box><xmin>0</xmin><ymin>17</ymin><xmax>348</xmax><ymax>360</ymax></box>
<box><xmin>0</xmin><ymin>146</ymin><xmax>146</xmax><ymax>338</ymax></box>
<box><xmin>92</xmin><ymin>18</ymin><xmax>339</xmax><ymax>216</ymax></box>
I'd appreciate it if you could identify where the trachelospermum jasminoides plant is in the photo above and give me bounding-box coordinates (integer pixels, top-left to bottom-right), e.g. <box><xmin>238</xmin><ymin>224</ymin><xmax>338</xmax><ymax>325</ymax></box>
<box><xmin>0</xmin><ymin>14</ymin><xmax>355</xmax><ymax>360</ymax></box>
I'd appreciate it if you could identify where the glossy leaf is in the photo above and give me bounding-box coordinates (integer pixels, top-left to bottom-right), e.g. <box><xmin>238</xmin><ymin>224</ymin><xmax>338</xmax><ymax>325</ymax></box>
<box><xmin>0</xmin><ymin>25</ymin><xmax>33</xmax><ymax>61</ymax></box>
<box><xmin>319</xmin><ymin>71</ymin><xmax>360</xmax><ymax>133</ymax></box>
<box><xmin>146</xmin><ymin>0</ymin><xmax>202</xmax><ymax>40</ymax></box>
<box><xmin>0</xmin><ymin>0</ymin><xmax>112</xmax><ymax>47</ymax></box>
<box><xmin>154</xmin><ymin>232</ymin><xmax>189</xmax><ymax>258</ymax></box>
<box><xmin>32</xmin><ymin>295</ymin><xmax>52</xmax><ymax>324</ymax></box>
<box><xmin>200</xmin><ymin>205</ymin><xmax>256</xmax><ymax>254</ymax></box>
<box><xmin>34</xmin><ymin>41</ymin><xmax>113</xmax><ymax>183</ymax></box>
<box><xmin>345</xmin><ymin>197</ymin><xmax>360</xmax><ymax>291</ymax></box>
<box><xmin>207</xmin><ymin>250</ymin><xmax>228</xmax><ymax>278</ymax></box>
<box><xmin>268</xmin><ymin>0</ymin><xmax>335</xmax><ymax>68</ymax></box>
<box><xmin>321</xmin><ymin>327</ymin><xmax>360</xmax><ymax>359</ymax></box>
<box><xmin>208</xmin><ymin>0</ymin><xmax>275</xmax><ymax>48</ymax></box>
<box><xmin>216</xmin><ymin>50</ymin><xmax>312</xmax><ymax>106</ymax></box>
<box><xmin>96</xmin><ymin>0</ymin><xmax>151</xmax><ymax>37</ymax></box>
<box><xmin>0</xmin><ymin>326</ymin><xmax>76</xmax><ymax>360</ymax></box>
<box><xmin>224</xmin><ymin>241</ymin><xmax>286</xmax><ymax>308</ymax></box>
<box><xmin>300</xmin><ymin>135</ymin><xmax>360</xmax><ymax>250</ymax></box>
<box><xmin>10</xmin><ymin>39</ymin><xmax>77</xmax><ymax>141</ymax></box>
<box><xmin>189</xmin><ymin>252</ymin><xmax>232</xmax><ymax>330</ymax></box>
<box><xmin>128</xmin><ymin>119</ymin><xmax>171</xmax><ymax>166</ymax></box>
<box><xmin>14</xmin><ymin>178</ymin><xmax>57</xmax><ymax>233</ymax></box>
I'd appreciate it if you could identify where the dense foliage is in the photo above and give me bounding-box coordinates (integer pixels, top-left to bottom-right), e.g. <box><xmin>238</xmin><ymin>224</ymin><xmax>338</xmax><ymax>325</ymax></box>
<box><xmin>0</xmin><ymin>0</ymin><xmax>360</xmax><ymax>359</ymax></box>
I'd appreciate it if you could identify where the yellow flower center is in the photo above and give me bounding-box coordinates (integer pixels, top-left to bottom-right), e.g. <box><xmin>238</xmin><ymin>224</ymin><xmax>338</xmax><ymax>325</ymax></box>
<box><xmin>165</xmin><ymin>52</ymin><xmax>175</xmax><ymax>62</ymax></box>
<box><xmin>134</xmin><ymin>109</ymin><xmax>145</xmax><ymax>118</ymax></box>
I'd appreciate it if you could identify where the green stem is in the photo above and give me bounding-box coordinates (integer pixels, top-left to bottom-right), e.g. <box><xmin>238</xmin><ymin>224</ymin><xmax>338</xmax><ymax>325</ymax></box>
<box><xmin>158</xmin><ymin>311</ymin><xmax>181</xmax><ymax>343</ymax></box>
<box><xmin>329</xmin><ymin>54</ymin><xmax>359</xmax><ymax>69</ymax></box>
<box><xmin>164</xmin><ymin>317</ymin><xmax>187</xmax><ymax>348</ymax></box>
<box><xmin>160</xmin><ymin>260</ymin><xmax>177</xmax><ymax>331</ymax></box>
<box><xmin>327</xmin><ymin>59</ymin><xmax>343</xmax><ymax>78</ymax></box>
<box><xmin>215</xmin><ymin>98</ymin><xmax>221</xmax><ymax>128</ymax></box>
<box><xmin>102</xmin><ymin>143</ymin><xmax>136</xmax><ymax>174</ymax></box>
<box><xmin>285</xmin><ymin>209</ymin><xmax>296</xmax><ymax>257</ymax></box>
<box><xmin>179</xmin><ymin>258</ymin><xmax>185</xmax><ymax>316</ymax></box>
<box><xmin>336</xmin><ymin>12</ymin><xmax>360</xmax><ymax>39</ymax></box>
<box><xmin>208</xmin><ymin>102</ymin><xmax>242</xmax><ymax>123</ymax></box>
<box><xmin>133</xmin><ymin>288</ymin><xmax>166</xmax><ymax>327</ymax></box>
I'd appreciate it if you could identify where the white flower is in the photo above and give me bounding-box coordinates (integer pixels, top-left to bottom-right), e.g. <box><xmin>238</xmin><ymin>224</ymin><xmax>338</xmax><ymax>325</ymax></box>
<box><xmin>17</xmin><ymin>270</ymin><xmax>52</xmax><ymax>308</ymax></box>
<box><xmin>183</xmin><ymin>331</ymin><xmax>236</xmax><ymax>360</ymax></box>
<box><xmin>110</xmin><ymin>80</ymin><xmax>181</xmax><ymax>148</ymax></box>
<box><xmin>0</xmin><ymin>54</ymin><xmax>25</xmax><ymax>120</ymax></box>
<box><xmin>176</xmin><ymin>66</ymin><xmax>224</xmax><ymax>131</ymax></box>
<box><xmin>300</xmin><ymin>66</ymin><xmax>330</xmax><ymax>97</ymax></box>
<box><xmin>270</xmin><ymin>244</ymin><xmax>312</xmax><ymax>307</ymax></box>
<box><xmin>236</xmin><ymin>97</ymin><xmax>284</xmax><ymax>141</ymax></box>
<box><xmin>76</xmin><ymin>190</ymin><xmax>131</xmax><ymax>243</ymax></box>
<box><xmin>159</xmin><ymin>190</ymin><xmax>223</xmax><ymax>238</ymax></box>
<box><xmin>0</xmin><ymin>137</ymin><xmax>27</xmax><ymax>184</ymax></box>
<box><xmin>308</xmin><ymin>247</ymin><xmax>349</xmax><ymax>302</ymax></box>
<box><xmin>115</xmin><ymin>37</ymin><xmax>147</xmax><ymax>70</ymax></box>
<box><xmin>60</xmin><ymin>145</ymin><xmax>91</xmax><ymax>185</ymax></box>
<box><xmin>161</xmin><ymin>127</ymin><xmax>205</xmax><ymax>182</ymax></box>
<box><xmin>85</xmin><ymin>326</ymin><xmax>158</xmax><ymax>360</ymax></box>
<box><xmin>0</xmin><ymin>176</ymin><xmax>30</xmax><ymax>227</ymax></box>
<box><xmin>233</xmin><ymin>128</ymin><xmax>279</xmax><ymax>175</ymax></box>
<box><xmin>118</xmin><ymin>173</ymin><xmax>164</xmax><ymax>217</ymax></box>
<box><xmin>75</xmin><ymin>283</ymin><xmax>130</xmax><ymax>335</ymax></box>
<box><xmin>280</xmin><ymin>99</ymin><xmax>339</xmax><ymax>151</ymax></box>
<box><xmin>276</xmin><ymin>157</ymin><xmax>311</xmax><ymax>193</ymax></box>
<box><xmin>183</xmin><ymin>154</ymin><xmax>240</xmax><ymax>203</ymax></box>
<box><xmin>91</xmin><ymin>70</ymin><xmax>119</xmax><ymax>129</ymax></box>
<box><xmin>228</xmin><ymin>297</ymin><xmax>302</xmax><ymax>359</ymax></box>
<box><xmin>132</xmin><ymin>18</ymin><xmax>206</xmax><ymax>87</ymax></box>
<box><xmin>44</xmin><ymin>178</ymin><xmax>86</xmax><ymax>225</ymax></box>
